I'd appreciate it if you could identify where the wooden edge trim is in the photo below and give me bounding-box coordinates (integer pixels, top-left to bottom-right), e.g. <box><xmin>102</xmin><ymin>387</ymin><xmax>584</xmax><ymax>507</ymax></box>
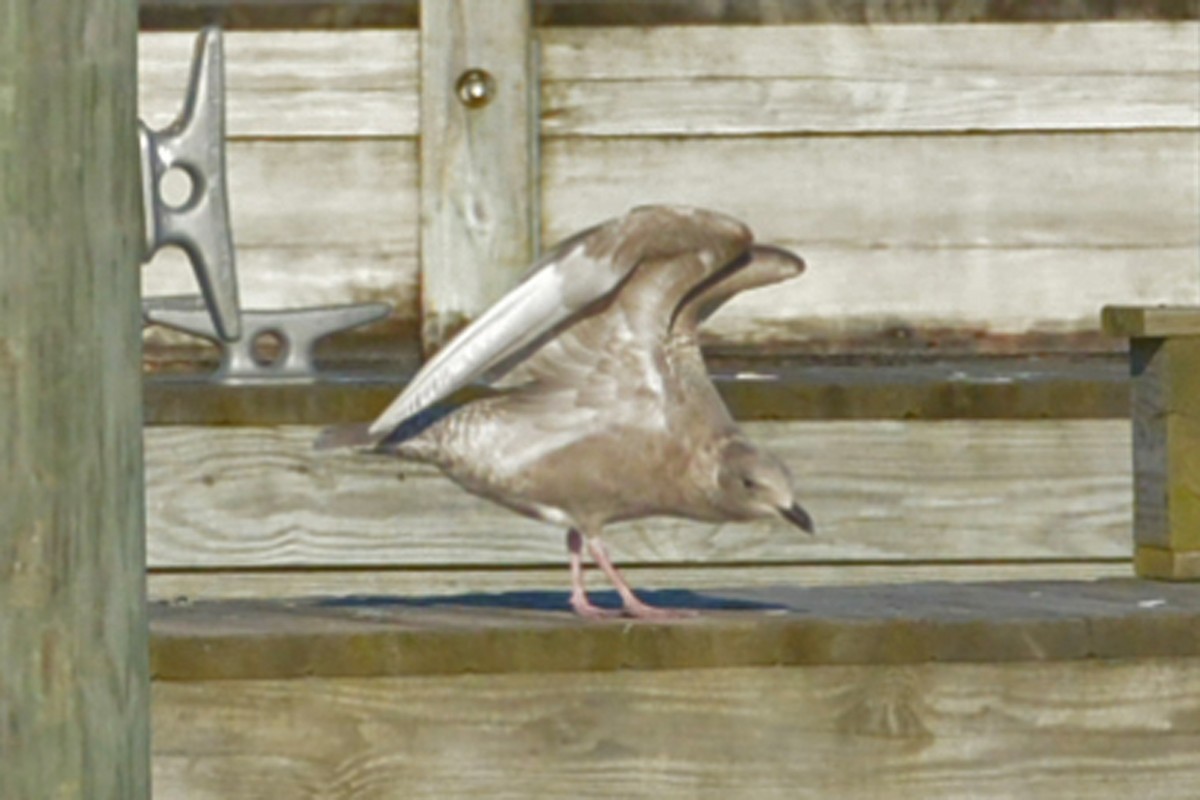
<box><xmin>1135</xmin><ymin>546</ymin><xmax>1200</xmax><ymax>581</ymax></box>
<box><xmin>1103</xmin><ymin>305</ymin><xmax>1200</xmax><ymax>338</ymax></box>
<box><xmin>150</xmin><ymin>580</ymin><xmax>1200</xmax><ymax>680</ymax></box>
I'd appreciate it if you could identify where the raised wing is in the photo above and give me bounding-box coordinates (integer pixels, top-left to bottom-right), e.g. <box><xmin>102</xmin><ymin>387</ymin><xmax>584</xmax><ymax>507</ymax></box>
<box><xmin>670</xmin><ymin>244</ymin><xmax>806</xmax><ymax>337</ymax></box>
<box><xmin>500</xmin><ymin>244</ymin><xmax>805</xmax><ymax>393</ymax></box>
<box><xmin>367</xmin><ymin>205</ymin><xmax>752</xmax><ymax>437</ymax></box>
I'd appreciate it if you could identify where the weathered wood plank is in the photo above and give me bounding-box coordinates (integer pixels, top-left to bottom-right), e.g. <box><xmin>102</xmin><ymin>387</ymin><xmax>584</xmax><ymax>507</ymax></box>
<box><xmin>1104</xmin><ymin>305</ymin><xmax>1200</xmax><ymax>338</ymax></box>
<box><xmin>139</xmin><ymin>0</ymin><xmax>421</xmax><ymax>30</ymax></box>
<box><xmin>148</xmin><ymin>243</ymin><xmax>1195</xmax><ymax>349</ymax></box>
<box><xmin>137</xmin><ymin>24</ymin><xmax>1200</xmax><ymax>137</ymax></box>
<box><xmin>149</xmin><ymin>581</ymin><xmax>1200</xmax><ymax>679</ymax></box>
<box><xmin>541</xmin><ymin>23</ymin><xmax>1200</xmax><ymax>135</ymax></box>
<box><xmin>137</xmin><ymin>0</ymin><xmax>1200</xmax><ymax>30</ymax></box>
<box><xmin>0</xmin><ymin>2</ymin><xmax>150</xmax><ymax>797</ymax></box>
<box><xmin>544</xmin><ymin>133</ymin><xmax>1199</xmax><ymax>251</ymax></box>
<box><xmin>147</xmin><ymin>562</ymin><xmax>1133</xmax><ymax>602</ymax></box>
<box><xmin>419</xmin><ymin>0</ymin><xmax>538</xmax><ymax>350</ymax></box>
<box><xmin>536</xmin><ymin>0</ymin><xmax>1200</xmax><ymax>25</ymax></box>
<box><xmin>140</xmin><ymin>132</ymin><xmax>1200</xmax><ymax>345</ymax></box>
<box><xmin>701</xmin><ymin>246</ymin><xmax>1199</xmax><ymax>345</ymax></box>
<box><xmin>544</xmin><ymin>132</ymin><xmax>1200</xmax><ymax>339</ymax></box>
<box><xmin>144</xmin><ymin>248</ymin><xmax>418</xmax><ymax>326</ymax></box>
<box><xmin>132</xmin><ymin>25</ymin><xmax>1200</xmax><ymax>347</ymax></box>
<box><xmin>153</xmin><ymin>659</ymin><xmax>1200</xmax><ymax>799</ymax></box>
<box><xmin>144</xmin><ymin>421</ymin><xmax>1132</xmax><ymax>569</ymax></box>
<box><xmin>139</xmin><ymin>357</ymin><xmax>1130</xmax><ymax>424</ymax></box>
<box><xmin>138</xmin><ymin>30</ymin><xmax>418</xmax><ymax>137</ymax></box>
<box><xmin>1127</xmin><ymin>336</ymin><xmax>1200</xmax><ymax>577</ymax></box>
<box><xmin>544</xmin><ymin>22</ymin><xmax>1197</xmax><ymax>82</ymax></box>
<box><xmin>141</xmin><ymin>139</ymin><xmax>418</xmax><ymax>314</ymax></box>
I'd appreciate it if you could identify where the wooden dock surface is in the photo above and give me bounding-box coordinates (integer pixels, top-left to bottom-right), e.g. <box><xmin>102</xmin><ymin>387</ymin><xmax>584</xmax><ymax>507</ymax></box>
<box><xmin>151</xmin><ymin>579</ymin><xmax>1200</xmax><ymax>680</ymax></box>
<box><xmin>152</xmin><ymin>580</ymin><xmax>1200</xmax><ymax>799</ymax></box>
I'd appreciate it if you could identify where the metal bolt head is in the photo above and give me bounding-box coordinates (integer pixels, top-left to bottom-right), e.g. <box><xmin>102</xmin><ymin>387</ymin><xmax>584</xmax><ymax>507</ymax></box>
<box><xmin>455</xmin><ymin>68</ymin><xmax>495</xmax><ymax>108</ymax></box>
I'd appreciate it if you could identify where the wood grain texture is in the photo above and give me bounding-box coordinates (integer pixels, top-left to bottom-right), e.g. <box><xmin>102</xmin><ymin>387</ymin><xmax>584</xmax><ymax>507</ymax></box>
<box><xmin>138</xmin><ymin>23</ymin><xmax>1200</xmax><ymax>137</ymax></box>
<box><xmin>138</xmin><ymin>31</ymin><xmax>418</xmax><ymax>137</ymax></box>
<box><xmin>1137</xmin><ymin>546</ymin><xmax>1200</xmax><ymax>580</ymax></box>
<box><xmin>153</xmin><ymin>659</ymin><xmax>1200</xmax><ymax>799</ymax></box>
<box><xmin>140</xmin><ymin>357</ymin><xmax>1131</xmax><ymax>424</ymax></box>
<box><xmin>0</xmin><ymin>2</ymin><xmax>150</xmax><ymax>797</ymax></box>
<box><xmin>148</xmin><ymin>581</ymin><xmax>1200</xmax><ymax>679</ymax></box>
<box><xmin>540</xmin><ymin>23</ymin><xmax>1200</xmax><ymax>135</ymax></box>
<box><xmin>144</xmin><ymin>421</ymin><xmax>1132</xmax><ymax>569</ymax></box>
<box><xmin>135</xmin><ymin>24</ymin><xmax>1200</xmax><ymax>348</ymax></box>
<box><xmin>141</xmin><ymin>139</ymin><xmax>418</xmax><ymax>319</ymax></box>
<box><xmin>1104</xmin><ymin>305</ymin><xmax>1200</xmax><ymax>337</ymax></box>
<box><xmin>544</xmin><ymin>132</ymin><xmax>1198</xmax><ymax>250</ymax></box>
<box><xmin>543</xmin><ymin>132</ymin><xmax>1200</xmax><ymax>339</ymax></box>
<box><xmin>419</xmin><ymin>0</ymin><xmax>538</xmax><ymax>350</ymax></box>
<box><xmin>1130</xmin><ymin>337</ymin><xmax>1200</xmax><ymax>561</ymax></box>
<box><xmin>137</xmin><ymin>0</ymin><xmax>1200</xmax><ymax>29</ymax></box>
<box><xmin>147</xmin><ymin>562</ymin><xmax>1133</xmax><ymax>601</ymax></box>
<box><xmin>140</xmin><ymin>132</ymin><xmax>1200</xmax><ymax>346</ymax></box>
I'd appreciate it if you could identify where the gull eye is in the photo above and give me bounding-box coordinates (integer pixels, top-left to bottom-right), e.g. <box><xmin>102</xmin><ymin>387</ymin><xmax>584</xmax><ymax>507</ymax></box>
<box><xmin>741</xmin><ymin>477</ymin><xmax>756</xmax><ymax>489</ymax></box>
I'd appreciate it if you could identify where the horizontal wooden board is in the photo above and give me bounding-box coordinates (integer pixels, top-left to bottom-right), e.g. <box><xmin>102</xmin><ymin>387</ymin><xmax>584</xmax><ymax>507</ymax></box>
<box><xmin>145</xmin><ymin>244</ymin><xmax>1195</xmax><ymax>347</ymax></box>
<box><xmin>150</xmin><ymin>581</ymin><xmax>1200</xmax><ymax>679</ymax></box>
<box><xmin>144</xmin><ymin>420</ymin><xmax>1133</xmax><ymax>569</ymax></box>
<box><xmin>1103</xmin><ymin>305</ymin><xmax>1200</xmax><ymax>338</ymax></box>
<box><xmin>138</xmin><ymin>31</ymin><xmax>419</xmax><ymax>137</ymax></box>
<box><xmin>541</xmin><ymin>23</ymin><xmax>1200</xmax><ymax>135</ymax></box>
<box><xmin>138</xmin><ymin>0</ymin><xmax>1200</xmax><ymax>30</ymax></box>
<box><xmin>209</xmin><ymin>140</ymin><xmax>415</xmax><ymax>248</ymax></box>
<box><xmin>543</xmin><ymin>23</ymin><xmax>1197</xmax><ymax>82</ymax></box>
<box><xmin>135</xmin><ymin>25</ymin><xmax>1198</xmax><ymax>348</ymax></box>
<box><xmin>141</xmin><ymin>139</ymin><xmax>418</xmax><ymax>315</ymax></box>
<box><xmin>153</xmin><ymin>659</ymin><xmax>1200</xmax><ymax>800</ymax></box>
<box><xmin>138</xmin><ymin>24</ymin><xmax>1199</xmax><ymax>138</ymax></box>
<box><xmin>138</xmin><ymin>358</ymin><xmax>1130</xmax><ymax>425</ymax></box>
<box><xmin>139</xmin><ymin>132</ymin><xmax>1200</xmax><ymax>345</ymax></box>
<box><xmin>704</xmin><ymin>245</ymin><xmax>1199</xmax><ymax>344</ymax></box>
<box><xmin>144</xmin><ymin>249</ymin><xmax>418</xmax><ymax>331</ymax></box>
<box><xmin>147</xmin><ymin>562</ymin><xmax>1133</xmax><ymax>602</ymax></box>
<box><xmin>544</xmin><ymin>132</ymin><xmax>1200</xmax><ymax>338</ymax></box>
<box><xmin>544</xmin><ymin>133</ymin><xmax>1199</xmax><ymax>250</ymax></box>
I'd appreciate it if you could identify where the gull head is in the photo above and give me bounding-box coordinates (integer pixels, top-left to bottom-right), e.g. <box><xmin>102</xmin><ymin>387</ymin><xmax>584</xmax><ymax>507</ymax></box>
<box><xmin>714</xmin><ymin>439</ymin><xmax>814</xmax><ymax>534</ymax></box>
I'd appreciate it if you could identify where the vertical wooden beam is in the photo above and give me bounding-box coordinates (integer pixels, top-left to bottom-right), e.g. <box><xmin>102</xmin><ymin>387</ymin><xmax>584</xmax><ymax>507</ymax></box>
<box><xmin>0</xmin><ymin>1</ymin><xmax>150</xmax><ymax>798</ymax></box>
<box><xmin>1103</xmin><ymin>306</ymin><xmax>1200</xmax><ymax>580</ymax></box>
<box><xmin>419</xmin><ymin>0</ymin><xmax>538</xmax><ymax>353</ymax></box>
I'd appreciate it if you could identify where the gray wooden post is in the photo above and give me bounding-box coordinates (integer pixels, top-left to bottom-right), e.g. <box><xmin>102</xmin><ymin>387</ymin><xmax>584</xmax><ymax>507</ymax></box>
<box><xmin>1103</xmin><ymin>306</ymin><xmax>1200</xmax><ymax>580</ymax></box>
<box><xmin>419</xmin><ymin>0</ymin><xmax>538</xmax><ymax>353</ymax></box>
<box><xmin>0</xmin><ymin>1</ymin><xmax>150</xmax><ymax>798</ymax></box>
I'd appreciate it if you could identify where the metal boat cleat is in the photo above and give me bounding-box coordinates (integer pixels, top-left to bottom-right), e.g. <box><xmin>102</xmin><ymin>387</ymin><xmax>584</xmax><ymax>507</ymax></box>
<box><xmin>144</xmin><ymin>303</ymin><xmax>393</xmax><ymax>384</ymax></box>
<box><xmin>140</xmin><ymin>27</ymin><xmax>396</xmax><ymax>383</ymax></box>
<box><xmin>139</xmin><ymin>26</ymin><xmax>241</xmax><ymax>341</ymax></box>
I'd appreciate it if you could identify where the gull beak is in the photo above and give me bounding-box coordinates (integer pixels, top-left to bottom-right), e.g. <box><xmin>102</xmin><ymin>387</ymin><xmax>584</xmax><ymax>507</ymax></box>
<box><xmin>780</xmin><ymin>503</ymin><xmax>815</xmax><ymax>535</ymax></box>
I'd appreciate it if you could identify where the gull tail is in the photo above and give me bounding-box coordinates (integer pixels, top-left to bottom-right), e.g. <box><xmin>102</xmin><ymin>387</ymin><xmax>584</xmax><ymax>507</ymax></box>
<box><xmin>314</xmin><ymin>407</ymin><xmax>454</xmax><ymax>459</ymax></box>
<box><xmin>313</xmin><ymin>423</ymin><xmax>375</xmax><ymax>451</ymax></box>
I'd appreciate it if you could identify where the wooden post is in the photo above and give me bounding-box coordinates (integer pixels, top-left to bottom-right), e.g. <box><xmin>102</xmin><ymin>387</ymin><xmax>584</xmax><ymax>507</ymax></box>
<box><xmin>0</xmin><ymin>1</ymin><xmax>150</xmax><ymax>798</ymax></box>
<box><xmin>419</xmin><ymin>0</ymin><xmax>538</xmax><ymax>353</ymax></box>
<box><xmin>1103</xmin><ymin>306</ymin><xmax>1200</xmax><ymax>580</ymax></box>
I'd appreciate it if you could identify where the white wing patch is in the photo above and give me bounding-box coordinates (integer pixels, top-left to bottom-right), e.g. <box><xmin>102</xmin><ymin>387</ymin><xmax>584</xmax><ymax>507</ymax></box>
<box><xmin>368</xmin><ymin>244</ymin><xmax>623</xmax><ymax>437</ymax></box>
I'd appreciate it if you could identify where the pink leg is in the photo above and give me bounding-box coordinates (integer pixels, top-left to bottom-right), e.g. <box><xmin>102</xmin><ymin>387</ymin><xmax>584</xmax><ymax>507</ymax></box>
<box><xmin>586</xmin><ymin>536</ymin><xmax>696</xmax><ymax>620</ymax></box>
<box><xmin>566</xmin><ymin>529</ymin><xmax>619</xmax><ymax>619</ymax></box>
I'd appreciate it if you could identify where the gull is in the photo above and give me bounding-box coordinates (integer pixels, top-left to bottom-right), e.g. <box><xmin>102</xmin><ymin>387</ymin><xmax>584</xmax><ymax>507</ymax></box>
<box><xmin>318</xmin><ymin>205</ymin><xmax>813</xmax><ymax>619</ymax></box>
